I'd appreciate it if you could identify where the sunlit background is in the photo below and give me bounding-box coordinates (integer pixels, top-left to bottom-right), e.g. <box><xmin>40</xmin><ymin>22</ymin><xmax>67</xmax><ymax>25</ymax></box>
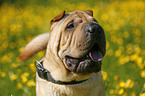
<box><xmin>0</xmin><ymin>0</ymin><xmax>145</xmax><ymax>96</ymax></box>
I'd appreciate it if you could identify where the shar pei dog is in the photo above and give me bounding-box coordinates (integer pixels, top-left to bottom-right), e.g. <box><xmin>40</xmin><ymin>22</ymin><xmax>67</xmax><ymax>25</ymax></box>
<box><xmin>19</xmin><ymin>10</ymin><xmax>106</xmax><ymax>96</ymax></box>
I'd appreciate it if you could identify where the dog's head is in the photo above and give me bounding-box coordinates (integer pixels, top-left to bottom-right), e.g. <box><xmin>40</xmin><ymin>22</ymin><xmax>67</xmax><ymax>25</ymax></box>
<box><xmin>45</xmin><ymin>10</ymin><xmax>106</xmax><ymax>81</ymax></box>
<box><xmin>19</xmin><ymin>10</ymin><xmax>106</xmax><ymax>82</ymax></box>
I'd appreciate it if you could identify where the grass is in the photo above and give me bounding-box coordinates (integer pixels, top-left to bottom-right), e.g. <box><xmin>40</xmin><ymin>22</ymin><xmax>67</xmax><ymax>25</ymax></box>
<box><xmin>0</xmin><ymin>0</ymin><xmax>145</xmax><ymax>96</ymax></box>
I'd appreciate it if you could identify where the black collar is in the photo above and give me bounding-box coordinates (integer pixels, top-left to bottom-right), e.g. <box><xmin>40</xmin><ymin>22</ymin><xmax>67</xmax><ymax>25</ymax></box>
<box><xmin>35</xmin><ymin>60</ymin><xmax>88</xmax><ymax>85</ymax></box>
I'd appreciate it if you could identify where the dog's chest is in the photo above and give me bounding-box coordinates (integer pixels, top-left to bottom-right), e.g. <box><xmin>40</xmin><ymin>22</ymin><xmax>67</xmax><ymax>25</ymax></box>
<box><xmin>36</xmin><ymin>73</ymin><xmax>105</xmax><ymax>96</ymax></box>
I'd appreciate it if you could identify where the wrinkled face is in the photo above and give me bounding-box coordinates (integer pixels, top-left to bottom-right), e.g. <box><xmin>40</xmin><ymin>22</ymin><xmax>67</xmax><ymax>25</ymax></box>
<box><xmin>49</xmin><ymin>10</ymin><xmax>106</xmax><ymax>74</ymax></box>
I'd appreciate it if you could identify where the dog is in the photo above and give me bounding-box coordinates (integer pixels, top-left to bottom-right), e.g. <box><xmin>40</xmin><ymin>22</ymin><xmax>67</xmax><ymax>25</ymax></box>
<box><xmin>19</xmin><ymin>10</ymin><xmax>106</xmax><ymax>96</ymax></box>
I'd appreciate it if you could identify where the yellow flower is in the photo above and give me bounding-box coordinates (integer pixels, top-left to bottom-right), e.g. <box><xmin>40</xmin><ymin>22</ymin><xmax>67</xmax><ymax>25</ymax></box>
<box><xmin>26</xmin><ymin>79</ymin><xmax>36</xmax><ymax>87</ymax></box>
<box><xmin>119</xmin><ymin>56</ymin><xmax>130</xmax><ymax>65</ymax></box>
<box><xmin>1</xmin><ymin>55</ymin><xmax>9</xmax><ymax>62</ymax></box>
<box><xmin>130</xmin><ymin>92</ymin><xmax>136</xmax><ymax>96</ymax></box>
<box><xmin>129</xmin><ymin>81</ymin><xmax>134</xmax><ymax>88</ymax></box>
<box><xmin>102</xmin><ymin>71</ymin><xmax>108</xmax><ymax>80</ymax></box>
<box><xmin>134</xmin><ymin>44</ymin><xmax>141</xmax><ymax>54</ymax></box>
<box><xmin>119</xmin><ymin>81</ymin><xmax>125</xmax><ymax>87</ymax></box>
<box><xmin>130</xmin><ymin>54</ymin><xmax>139</xmax><ymax>61</ymax></box>
<box><xmin>113</xmin><ymin>75</ymin><xmax>119</xmax><ymax>80</ymax></box>
<box><xmin>11</xmin><ymin>63</ymin><xmax>20</xmax><ymax>68</ymax></box>
<box><xmin>17</xmin><ymin>82</ymin><xmax>23</xmax><ymax>89</ymax></box>
<box><xmin>21</xmin><ymin>72</ymin><xmax>29</xmax><ymax>83</ymax></box>
<box><xmin>124</xmin><ymin>56</ymin><xmax>130</xmax><ymax>63</ymax></box>
<box><xmin>139</xmin><ymin>93</ymin><xmax>145</xmax><ymax>96</ymax></box>
<box><xmin>123</xmin><ymin>92</ymin><xmax>128</xmax><ymax>96</ymax></box>
<box><xmin>10</xmin><ymin>74</ymin><xmax>18</xmax><ymax>81</ymax></box>
<box><xmin>142</xmin><ymin>50</ymin><xmax>145</xmax><ymax>56</ymax></box>
<box><xmin>118</xmin><ymin>88</ymin><xmax>124</xmax><ymax>95</ymax></box>
<box><xmin>111</xmin><ymin>35</ymin><xmax>117</xmax><ymax>43</ymax></box>
<box><xmin>140</xmin><ymin>70</ymin><xmax>145</xmax><ymax>78</ymax></box>
<box><xmin>106</xmin><ymin>41</ymin><xmax>110</xmax><ymax>49</ymax></box>
<box><xmin>115</xmin><ymin>49</ymin><xmax>122</xmax><ymax>57</ymax></box>
<box><xmin>21</xmin><ymin>75</ymin><xmax>27</xmax><ymax>83</ymax></box>
<box><xmin>136</xmin><ymin>57</ymin><xmax>143</xmax><ymax>65</ymax></box>
<box><xmin>136</xmin><ymin>57</ymin><xmax>144</xmax><ymax>69</ymax></box>
<box><xmin>117</xmin><ymin>38</ymin><xmax>123</xmax><ymax>45</ymax></box>
<box><xmin>37</xmin><ymin>51</ymin><xmax>44</xmax><ymax>57</ymax></box>
<box><xmin>134</xmin><ymin>29</ymin><xmax>141</xmax><ymax>36</ymax></box>
<box><xmin>116</xmin><ymin>84</ymin><xmax>120</xmax><ymax>89</ymax></box>
<box><xmin>109</xmin><ymin>89</ymin><xmax>114</xmax><ymax>94</ymax></box>
<box><xmin>126</xmin><ymin>44</ymin><xmax>133</xmax><ymax>55</ymax></box>
<box><xmin>1</xmin><ymin>72</ymin><xmax>6</xmax><ymax>78</ymax></box>
<box><xmin>124</xmin><ymin>79</ymin><xmax>134</xmax><ymax>88</ymax></box>
<box><xmin>29</xmin><ymin>63</ymin><xmax>36</xmax><ymax>72</ymax></box>
<box><xmin>23</xmin><ymin>72</ymin><xmax>29</xmax><ymax>77</ymax></box>
<box><xmin>19</xmin><ymin>47</ymin><xmax>23</xmax><ymax>53</ymax></box>
<box><xmin>9</xmin><ymin>24</ymin><xmax>17</xmax><ymax>33</ymax></box>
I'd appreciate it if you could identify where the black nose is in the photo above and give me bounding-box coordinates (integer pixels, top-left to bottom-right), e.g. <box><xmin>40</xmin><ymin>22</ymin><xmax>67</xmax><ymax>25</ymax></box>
<box><xmin>85</xmin><ymin>22</ymin><xmax>104</xmax><ymax>34</ymax></box>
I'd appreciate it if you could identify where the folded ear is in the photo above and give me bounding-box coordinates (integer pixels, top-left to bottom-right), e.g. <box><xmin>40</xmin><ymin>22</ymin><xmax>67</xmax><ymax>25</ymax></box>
<box><xmin>50</xmin><ymin>11</ymin><xmax>66</xmax><ymax>26</ymax></box>
<box><xmin>84</xmin><ymin>10</ymin><xmax>93</xmax><ymax>16</ymax></box>
<box><xmin>19</xmin><ymin>33</ymin><xmax>49</xmax><ymax>61</ymax></box>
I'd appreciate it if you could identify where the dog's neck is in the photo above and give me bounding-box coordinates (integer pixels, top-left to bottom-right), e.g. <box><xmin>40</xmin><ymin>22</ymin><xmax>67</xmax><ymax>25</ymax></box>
<box><xmin>36</xmin><ymin>60</ymin><xmax>88</xmax><ymax>85</ymax></box>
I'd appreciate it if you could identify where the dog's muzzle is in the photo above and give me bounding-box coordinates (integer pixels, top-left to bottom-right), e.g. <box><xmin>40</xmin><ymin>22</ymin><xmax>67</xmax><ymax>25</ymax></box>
<box><xmin>64</xmin><ymin>22</ymin><xmax>106</xmax><ymax>74</ymax></box>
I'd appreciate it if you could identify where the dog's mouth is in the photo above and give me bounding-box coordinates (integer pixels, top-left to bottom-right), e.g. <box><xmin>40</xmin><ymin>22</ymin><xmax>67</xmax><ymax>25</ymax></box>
<box><xmin>64</xmin><ymin>43</ymin><xmax>104</xmax><ymax>74</ymax></box>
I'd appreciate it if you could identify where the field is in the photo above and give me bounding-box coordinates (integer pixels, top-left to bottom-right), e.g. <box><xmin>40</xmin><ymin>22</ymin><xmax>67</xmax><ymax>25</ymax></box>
<box><xmin>0</xmin><ymin>0</ymin><xmax>145</xmax><ymax>96</ymax></box>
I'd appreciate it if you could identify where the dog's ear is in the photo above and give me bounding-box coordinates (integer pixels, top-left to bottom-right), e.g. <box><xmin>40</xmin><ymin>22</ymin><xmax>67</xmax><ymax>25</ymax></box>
<box><xmin>19</xmin><ymin>33</ymin><xmax>49</xmax><ymax>61</ymax></box>
<box><xmin>84</xmin><ymin>10</ymin><xmax>93</xmax><ymax>16</ymax></box>
<box><xmin>50</xmin><ymin>11</ymin><xmax>66</xmax><ymax>25</ymax></box>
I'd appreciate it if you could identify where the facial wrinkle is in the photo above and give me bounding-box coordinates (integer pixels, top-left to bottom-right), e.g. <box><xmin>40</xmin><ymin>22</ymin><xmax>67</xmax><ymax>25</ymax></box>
<box><xmin>76</xmin><ymin>10</ymin><xmax>88</xmax><ymax>22</ymax></box>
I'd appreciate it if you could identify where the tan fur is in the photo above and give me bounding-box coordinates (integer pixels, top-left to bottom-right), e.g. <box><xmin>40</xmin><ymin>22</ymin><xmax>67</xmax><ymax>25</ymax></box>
<box><xmin>19</xmin><ymin>10</ymin><xmax>105</xmax><ymax>96</ymax></box>
<box><xmin>36</xmin><ymin>72</ymin><xmax>105</xmax><ymax>96</ymax></box>
<box><xmin>19</xmin><ymin>33</ymin><xmax>49</xmax><ymax>61</ymax></box>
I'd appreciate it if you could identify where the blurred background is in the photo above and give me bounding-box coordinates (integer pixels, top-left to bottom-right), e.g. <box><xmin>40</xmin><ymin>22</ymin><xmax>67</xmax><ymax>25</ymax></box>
<box><xmin>0</xmin><ymin>0</ymin><xmax>144</xmax><ymax>96</ymax></box>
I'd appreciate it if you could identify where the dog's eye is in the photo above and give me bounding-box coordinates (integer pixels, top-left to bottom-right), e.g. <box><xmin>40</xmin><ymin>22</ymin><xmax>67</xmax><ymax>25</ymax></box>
<box><xmin>66</xmin><ymin>23</ymin><xmax>74</xmax><ymax>29</ymax></box>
